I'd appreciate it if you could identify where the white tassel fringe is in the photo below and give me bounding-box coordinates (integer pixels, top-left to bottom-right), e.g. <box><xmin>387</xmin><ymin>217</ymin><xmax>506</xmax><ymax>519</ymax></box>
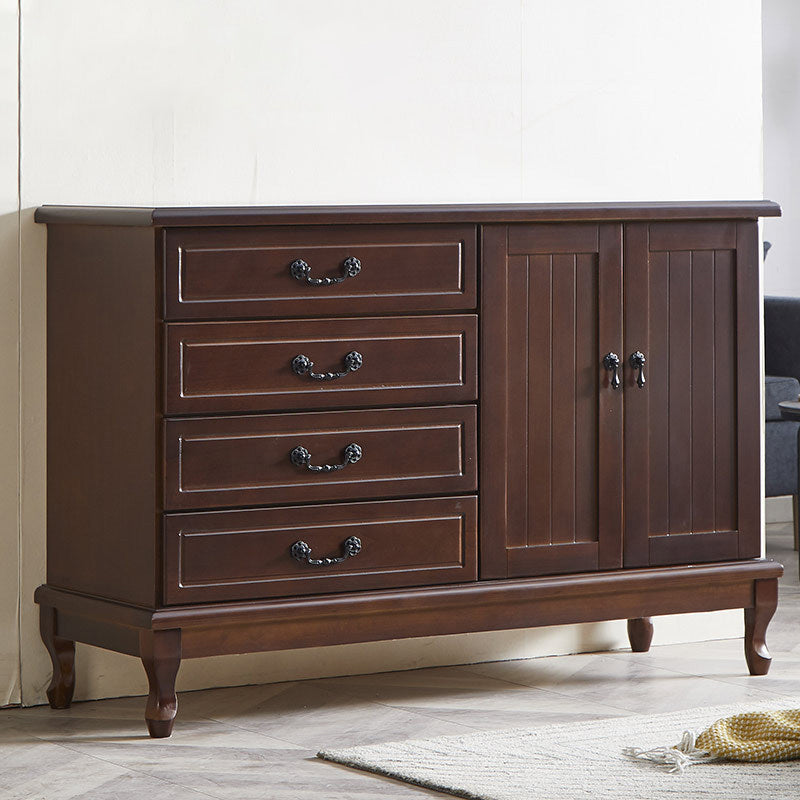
<box><xmin>623</xmin><ymin>730</ymin><xmax>719</xmax><ymax>774</ymax></box>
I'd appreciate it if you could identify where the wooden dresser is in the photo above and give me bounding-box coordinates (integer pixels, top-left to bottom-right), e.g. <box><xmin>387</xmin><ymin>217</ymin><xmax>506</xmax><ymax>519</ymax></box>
<box><xmin>34</xmin><ymin>201</ymin><xmax>782</xmax><ymax>737</ymax></box>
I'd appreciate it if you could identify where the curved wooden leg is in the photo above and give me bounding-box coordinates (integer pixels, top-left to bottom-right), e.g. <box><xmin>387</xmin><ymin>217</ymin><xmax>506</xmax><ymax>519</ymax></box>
<box><xmin>744</xmin><ymin>578</ymin><xmax>778</xmax><ymax>676</ymax></box>
<box><xmin>140</xmin><ymin>629</ymin><xmax>181</xmax><ymax>738</ymax></box>
<box><xmin>39</xmin><ymin>605</ymin><xmax>75</xmax><ymax>709</ymax></box>
<box><xmin>627</xmin><ymin>617</ymin><xmax>654</xmax><ymax>652</ymax></box>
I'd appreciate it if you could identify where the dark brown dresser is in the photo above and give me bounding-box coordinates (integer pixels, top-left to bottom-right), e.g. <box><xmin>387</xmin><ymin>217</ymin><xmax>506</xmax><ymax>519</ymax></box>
<box><xmin>34</xmin><ymin>201</ymin><xmax>782</xmax><ymax>737</ymax></box>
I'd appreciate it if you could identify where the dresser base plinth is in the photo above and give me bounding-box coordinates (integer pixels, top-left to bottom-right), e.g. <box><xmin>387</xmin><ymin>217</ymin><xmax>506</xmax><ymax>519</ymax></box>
<box><xmin>35</xmin><ymin>559</ymin><xmax>782</xmax><ymax>737</ymax></box>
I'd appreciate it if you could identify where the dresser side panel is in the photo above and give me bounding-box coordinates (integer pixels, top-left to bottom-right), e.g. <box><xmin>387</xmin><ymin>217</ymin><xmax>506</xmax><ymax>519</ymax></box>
<box><xmin>46</xmin><ymin>225</ymin><xmax>160</xmax><ymax>607</ymax></box>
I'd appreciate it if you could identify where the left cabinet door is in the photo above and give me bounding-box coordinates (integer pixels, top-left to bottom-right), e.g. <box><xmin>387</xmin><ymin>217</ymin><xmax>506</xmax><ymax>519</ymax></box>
<box><xmin>480</xmin><ymin>224</ymin><xmax>624</xmax><ymax>579</ymax></box>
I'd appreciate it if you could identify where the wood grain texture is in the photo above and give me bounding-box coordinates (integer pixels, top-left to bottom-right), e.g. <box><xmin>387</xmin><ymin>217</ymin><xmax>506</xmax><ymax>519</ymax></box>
<box><xmin>56</xmin><ymin>612</ymin><xmax>141</xmax><ymax>657</ymax></box>
<box><xmin>165</xmin><ymin>224</ymin><xmax>477</xmax><ymax>319</ymax></box>
<box><xmin>667</xmin><ymin>250</ymin><xmax>693</xmax><ymax>534</ymax></box>
<box><xmin>46</xmin><ymin>225</ymin><xmax>160</xmax><ymax>607</ymax></box>
<box><xmin>623</xmin><ymin>221</ymin><xmax>751</xmax><ymax>568</ymax></box>
<box><xmin>744</xmin><ymin>578</ymin><xmax>779</xmax><ymax>676</ymax></box>
<box><xmin>140</xmin><ymin>629</ymin><xmax>181</xmax><ymax>738</ymax></box>
<box><xmin>506</xmin><ymin>254</ymin><xmax>530</xmax><ymax>550</ymax></box>
<box><xmin>648</xmin><ymin>221</ymin><xmax>736</xmax><ymax>251</ymax></box>
<box><xmin>35</xmin><ymin>203</ymin><xmax>780</xmax><ymax>737</ymax></box>
<box><xmin>164</xmin><ymin>405</ymin><xmax>477</xmax><ymax>510</ymax></box>
<box><xmin>507</xmin><ymin>542</ymin><xmax>598</xmax><ymax>578</ymax></box>
<box><xmin>714</xmin><ymin>249</ymin><xmax>738</xmax><ymax>534</ymax></box>
<box><xmin>595</xmin><ymin>224</ymin><xmax>624</xmax><ymax>570</ymax></box>
<box><xmin>736</xmin><ymin>221</ymin><xmax>762</xmax><ymax>559</ymax></box>
<box><xmin>507</xmin><ymin>222</ymin><xmax>598</xmax><ymax>254</ymax></box>
<box><xmin>166</xmin><ymin>315</ymin><xmax>477</xmax><ymax>415</ymax></box>
<box><xmin>164</xmin><ymin>496</ymin><xmax>477</xmax><ymax>603</ymax></box>
<box><xmin>574</xmin><ymin>252</ymin><xmax>599</xmax><ymax>544</ymax></box>
<box><xmin>691</xmin><ymin>250</ymin><xmax>716</xmax><ymax>533</ymax></box>
<box><xmin>526</xmin><ymin>254</ymin><xmax>551</xmax><ymax>548</ymax></box>
<box><xmin>480</xmin><ymin>223</ymin><xmax>622</xmax><ymax>577</ymax></box>
<box><xmin>649</xmin><ymin>531</ymin><xmax>739</xmax><ymax>566</ymax></box>
<box><xmin>39</xmin><ymin>606</ymin><xmax>75</xmax><ymax>709</ymax></box>
<box><xmin>627</xmin><ymin>617</ymin><xmax>654</xmax><ymax>652</ymax></box>
<box><xmin>34</xmin><ymin>560</ymin><xmax>783</xmax><ymax>658</ymax></box>
<box><xmin>35</xmin><ymin>201</ymin><xmax>782</xmax><ymax>227</ymax></box>
<box><xmin>478</xmin><ymin>226</ymin><xmax>511</xmax><ymax>578</ymax></box>
<box><xmin>621</xmin><ymin>223</ymin><xmax>651</xmax><ymax>567</ymax></box>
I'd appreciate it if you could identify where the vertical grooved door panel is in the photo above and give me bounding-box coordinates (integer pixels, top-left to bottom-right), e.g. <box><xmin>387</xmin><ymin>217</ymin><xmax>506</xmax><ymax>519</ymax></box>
<box><xmin>714</xmin><ymin>250</ymin><xmax>738</xmax><ymax>534</ymax></box>
<box><xmin>527</xmin><ymin>254</ymin><xmax>552</xmax><ymax>548</ymax></box>
<box><xmin>550</xmin><ymin>254</ymin><xmax>577</xmax><ymax>545</ymax></box>
<box><xmin>480</xmin><ymin>224</ymin><xmax>623</xmax><ymax>579</ymax></box>
<box><xmin>667</xmin><ymin>250</ymin><xmax>692</xmax><ymax>534</ymax></box>
<box><xmin>623</xmin><ymin>221</ymin><xmax>759</xmax><ymax>567</ymax></box>
<box><xmin>506</xmin><ymin>255</ymin><xmax>531</xmax><ymax>549</ymax></box>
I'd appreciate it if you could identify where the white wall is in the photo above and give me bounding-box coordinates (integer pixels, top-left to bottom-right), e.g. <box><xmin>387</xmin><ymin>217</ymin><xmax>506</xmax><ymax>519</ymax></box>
<box><xmin>763</xmin><ymin>0</ymin><xmax>800</xmax><ymax>296</ymax></box>
<box><xmin>5</xmin><ymin>0</ymin><xmax>765</xmax><ymax>706</ymax></box>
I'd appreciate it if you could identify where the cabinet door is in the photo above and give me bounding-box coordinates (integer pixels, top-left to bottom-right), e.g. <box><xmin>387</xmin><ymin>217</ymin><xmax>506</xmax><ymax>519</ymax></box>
<box><xmin>623</xmin><ymin>221</ymin><xmax>760</xmax><ymax>566</ymax></box>
<box><xmin>481</xmin><ymin>224</ymin><xmax>624</xmax><ymax>578</ymax></box>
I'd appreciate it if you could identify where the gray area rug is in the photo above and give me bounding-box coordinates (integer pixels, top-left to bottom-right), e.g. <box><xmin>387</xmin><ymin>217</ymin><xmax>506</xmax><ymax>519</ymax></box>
<box><xmin>319</xmin><ymin>700</ymin><xmax>800</xmax><ymax>799</ymax></box>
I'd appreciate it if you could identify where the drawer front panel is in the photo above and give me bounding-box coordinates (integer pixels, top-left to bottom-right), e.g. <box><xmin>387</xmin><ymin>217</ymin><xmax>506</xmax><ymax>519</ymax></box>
<box><xmin>164</xmin><ymin>405</ymin><xmax>478</xmax><ymax>510</ymax></box>
<box><xmin>164</xmin><ymin>224</ymin><xmax>477</xmax><ymax>319</ymax></box>
<box><xmin>163</xmin><ymin>496</ymin><xmax>478</xmax><ymax>603</ymax></box>
<box><xmin>166</xmin><ymin>315</ymin><xmax>477</xmax><ymax>414</ymax></box>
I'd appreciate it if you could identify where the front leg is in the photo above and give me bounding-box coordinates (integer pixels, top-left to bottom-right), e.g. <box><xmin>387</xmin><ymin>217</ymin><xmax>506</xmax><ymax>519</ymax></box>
<box><xmin>627</xmin><ymin>617</ymin><xmax>654</xmax><ymax>652</ymax></box>
<box><xmin>39</xmin><ymin>605</ymin><xmax>75</xmax><ymax>709</ymax></box>
<box><xmin>140</xmin><ymin>629</ymin><xmax>182</xmax><ymax>738</ymax></box>
<box><xmin>744</xmin><ymin>577</ymin><xmax>778</xmax><ymax>676</ymax></box>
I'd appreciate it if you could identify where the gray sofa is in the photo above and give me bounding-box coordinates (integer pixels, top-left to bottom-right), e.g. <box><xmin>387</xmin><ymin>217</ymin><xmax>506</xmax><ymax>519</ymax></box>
<box><xmin>764</xmin><ymin>295</ymin><xmax>800</xmax><ymax>548</ymax></box>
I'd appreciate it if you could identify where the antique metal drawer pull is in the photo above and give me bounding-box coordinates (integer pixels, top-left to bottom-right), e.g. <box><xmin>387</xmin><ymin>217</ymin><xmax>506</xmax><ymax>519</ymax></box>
<box><xmin>290</xmin><ymin>442</ymin><xmax>363</xmax><ymax>473</ymax></box>
<box><xmin>289</xmin><ymin>256</ymin><xmax>362</xmax><ymax>285</ymax></box>
<box><xmin>629</xmin><ymin>351</ymin><xmax>646</xmax><ymax>388</ymax></box>
<box><xmin>290</xmin><ymin>535</ymin><xmax>362</xmax><ymax>566</ymax></box>
<box><xmin>291</xmin><ymin>350</ymin><xmax>363</xmax><ymax>381</ymax></box>
<box><xmin>603</xmin><ymin>352</ymin><xmax>621</xmax><ymax>390</ymax></box>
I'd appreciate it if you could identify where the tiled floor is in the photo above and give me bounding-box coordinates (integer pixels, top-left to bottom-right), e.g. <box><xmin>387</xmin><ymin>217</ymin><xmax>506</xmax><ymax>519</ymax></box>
<box><xmin>1</xmin><ymin>525</ymin><xmax>798</xmax><ymax>799</ymax></box>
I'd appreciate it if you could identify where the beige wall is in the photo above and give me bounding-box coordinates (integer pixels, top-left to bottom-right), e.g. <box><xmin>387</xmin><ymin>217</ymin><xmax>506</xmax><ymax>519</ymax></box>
<box><xmin>4</xmin><ymin>0</ymin><xmax>766</xmax><ymax>705</ymax></box>
<box><xmin>0</xmin><ymin>0</ymin><xmax>19</xmax><ymax>707</ymax></box>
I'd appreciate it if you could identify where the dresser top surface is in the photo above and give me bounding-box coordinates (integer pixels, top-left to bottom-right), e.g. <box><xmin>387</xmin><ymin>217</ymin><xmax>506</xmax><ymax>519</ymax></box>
<box><xmin>35</xmin><ymin>200</ymin><xmax>781</xmax><ymax>227</ymax></box>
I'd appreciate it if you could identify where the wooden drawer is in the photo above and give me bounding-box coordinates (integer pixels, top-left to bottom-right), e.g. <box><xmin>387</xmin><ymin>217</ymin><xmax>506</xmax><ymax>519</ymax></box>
<box><xmin>164</xmin><ymin>405</ymin><xmax>477</xmax><ymax>510</ymax></box>
<box><xmin>164</xmin><ymin>224</ymin><xmax>477</xmax><ymax>319</ymax></box>
<box><xmin>163</xmin><ymin>496</ymin><xmax>478</xmax><ymax>604</ymax></box>
<box><xmin>165</xmin><ymin>315</ymin><xmax>477</xmax><ymax>415</ymax></box>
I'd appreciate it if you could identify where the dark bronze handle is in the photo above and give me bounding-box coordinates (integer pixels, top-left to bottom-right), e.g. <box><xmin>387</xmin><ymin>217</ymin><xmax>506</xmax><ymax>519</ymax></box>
<box><xmin>290</xmin><ymin>442</ymin><xmax>362</xmax><ymax>473</ymax></box>
<box><xmin>290</xmin><ymin>256</ymin><xmax>362</xmax><ymax>285</ymax></box>
<box><xmin>603</xmin><ymin>352</ymin><xmax>621</xmax><ymax>390</ymax></box>
<box><xmin>291</xmin><ymin>535</ymin><xmax>362</xmax><ymax>566</ymax></box>
<box><xmin>291</xmin><ymin>350</ymin><xmax>362</xmax><ymax>381</ymax></box>
<box><xmin>630</xmin><ymin>351</ymin><xmax>646</xmax><ymax>388</ymax></box>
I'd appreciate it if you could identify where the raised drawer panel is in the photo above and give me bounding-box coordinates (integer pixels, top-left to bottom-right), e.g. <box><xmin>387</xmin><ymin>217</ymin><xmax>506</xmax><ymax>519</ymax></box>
<box><xmin>164</xmin><ymin>224</ymin><xmax>477</xmax><ymax>319</ymax></box>
<box><xmin>164</xmin><ymin>405</ymin><xmax>477</xmax><ymax>510</ymax></box>
<box><xmin>165</xmin><ymin>315</ymin><xmax>477</xmax><ymax>414</ymax></box>
<box><xmin>163</xmin><ymin>496</ymin><xmax>478</xmax><ymax>604</ymax></box>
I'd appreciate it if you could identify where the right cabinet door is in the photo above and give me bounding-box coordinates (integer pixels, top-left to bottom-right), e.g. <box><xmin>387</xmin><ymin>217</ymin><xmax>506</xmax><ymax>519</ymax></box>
<box><xmin>623</xmin><ymin>220</ymin><xmax>760</xmax><ymax>566</ymax></box>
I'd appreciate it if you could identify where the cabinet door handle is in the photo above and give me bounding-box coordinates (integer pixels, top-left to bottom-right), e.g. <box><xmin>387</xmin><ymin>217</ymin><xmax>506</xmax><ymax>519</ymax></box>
<box><xmin>603</xmin><ymin>352</ymin><xmax>621</xmax><ymax>390</ymax></box>
<box><xmin>290</xmin><ymin>256</ymin><xmax>362</xmax><ymax>285</ymax></box>
<box><xmin>291</xmin><ymin>535</ymin><xmax>362</xmax><ymax>566</ymax></box>
<box><xmin>630</xmin><ymin>351</ymin><xmax>646</xmax><ymax>388</ymax></box>
<box><xmin>291</xmin><ymin>350</ymin><xmax>363</xmax><ymax>381</ymax></box>
<box><xmin>290</xmin><ymin>442</ymin><xmax>363</xmax><ymax>473</ymax></box>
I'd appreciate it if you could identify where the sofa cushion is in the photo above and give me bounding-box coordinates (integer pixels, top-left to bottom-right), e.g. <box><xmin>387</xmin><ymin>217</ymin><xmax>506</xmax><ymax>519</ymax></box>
<box><xmin>765</xmin><ymin>375</ymin><xmax>800</xmax><ymax>421</ymax></box>
<box><xmin>765</xmin><ymin>419</ymin><xmax>800</xmax><ymax>497</ymax></box>
<box><xmin>765</xmin><ymin>296</ymin><xmax>800</xmax><ymax>379</ymax></box>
